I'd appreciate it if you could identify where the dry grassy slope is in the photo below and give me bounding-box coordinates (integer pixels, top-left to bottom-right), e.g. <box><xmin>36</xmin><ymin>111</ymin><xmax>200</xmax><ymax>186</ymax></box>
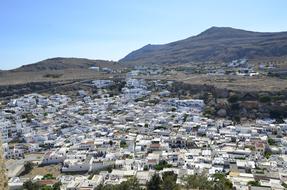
<box><xmin>0</xmin><ymin>57</ymin><xmax>128</xmax><ymax>85</ymax></box>
<box><xmin>0</xmin><ymin>68</ymin><xmax>286</xmax><ymax>92</ymax></box>
<box><xmin>120</xmin><ymin>27</ymin><xmax>287</xmax><ymax>65</ymax></box>
<box><xmin>0</xmin><ymin>69</ymin><xmax>117</xmax><ymax>85</ymax></box>
<box><xmin>135</xmin><ymin>74</ymin><xmax>287</xmax><ymax>92</ymax></box>
<box><xmin>14</xmin><ymin>57</ymin><xmax>119</xmax><ymax>72</ymax></box>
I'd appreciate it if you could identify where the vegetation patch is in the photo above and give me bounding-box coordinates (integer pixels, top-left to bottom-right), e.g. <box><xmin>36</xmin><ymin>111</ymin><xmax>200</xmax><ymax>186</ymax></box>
<box><xmin>43</xmin><ymin>74</ymin><xmax>63</xmax><ymax>78</ymax></box>
<box><xmin>154</xmin><ymin>160</ymin><xmax>172</xmax><ymax>171</ymax></box>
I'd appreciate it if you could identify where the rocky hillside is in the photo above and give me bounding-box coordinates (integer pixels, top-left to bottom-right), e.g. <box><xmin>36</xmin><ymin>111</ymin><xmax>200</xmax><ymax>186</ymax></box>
<box><xmin>167</xmin><ymin>81</ymin><xmax>287</xmax><ymax>122</ymax></box>
<box><xmin>120</xmin><ymin>27</ymin><xmax>287</xmax><ymax>64</ymax></box>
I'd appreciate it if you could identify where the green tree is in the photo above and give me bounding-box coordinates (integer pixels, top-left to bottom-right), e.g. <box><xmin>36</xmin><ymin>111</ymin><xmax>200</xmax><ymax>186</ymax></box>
<box><xmin>121</xmin><ymin>177</ymin><xmax>142</xmax><ymax>190</ymax></box>
<box><xmin>120</xmin><ymin>140</ymin><xmax>128</xmax><ymax>148</ymax></box>
<box><xmin>183</xmin><ymin>175</ymin><xmax>200</xmax><ymax>189</ymax></box>
<box><xmin>41</xmin><ymin>186</ymin><xmax>53</xmax><ymax>190</ymax></box>
<box><xmin>147</xmin><ymin>174</ymin><xmax>161</xmax><ymax>190</ymax></box>
<box><xmin>182</xmin><ymin>173</ymin><xmax>232</xmax><ymax>190</ymax></box>
<box><xmin>268</xmin><ymin>138</ymin><xmax>276</xmax><ymax>146</ymax></box>
<box><xmin>259</xmin><ymin>95</ymin><xmax>271</xmax><ymax>103</ymax></box>
<box><xmin>183</xmin><ymin>174</ymin><xmax>212</xmax><ymax>190</ymax></box>
<box><xmin>43</xmin><ymin>173</ymin><xmax>55</xmax><ymax>180</ymax></box>
<box><xmin>20</xmin><ymin>162</ymin><xmax>33</xmax><ymax>176</ymax></box>
<box><xmin>282</xmin><ymin>182</ymin><xmax>287</xmax><ymax>188</ymax></box>
<box><xmin>53</xmin><ymin>182</ymin><xmax>62</xmax><ymax>190</ymax></box>
<box><xmin>23</xmin><ymin>180</ymin><xmax>41</xmax><ymax>190</ymax></box>
<box><xmin>212</xmin><ymin>173</ymin><xmax>233</xmax><ymax>190</ymax></box>
<box><xmin>154</xmin><ymin>160</ymin><xmax>172</xmax><ymax>171</ymax></box>
<box><xmin>247</xmin><ymin>180</ymin><xmax>261</xmax><ymax>186</ymax></box>
<box><xmin>264</xmin><ymin>151</ymin><xmax>272</xmax><ymax>159</ymax></box>
<box><xmin>143</xmin><ymin>165</ymin><xmax>149</xmax><ymax>171</ymax></box>
<box><xmin>95</xmin><ymin>177</ymin><xmax>142</xmax><ymax>190</ymax></box>
<box><xmin>161</xmin><ymin>171</ymin><xmax>179</xmax><ymax>190</ymax></box>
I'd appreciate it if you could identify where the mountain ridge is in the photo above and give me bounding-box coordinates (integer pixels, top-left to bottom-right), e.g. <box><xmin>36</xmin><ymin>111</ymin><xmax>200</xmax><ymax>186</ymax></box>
<box><xmin>120</xmin><ymin>27</ymin><xmax>287</xmax><ymax>64</ymax></box>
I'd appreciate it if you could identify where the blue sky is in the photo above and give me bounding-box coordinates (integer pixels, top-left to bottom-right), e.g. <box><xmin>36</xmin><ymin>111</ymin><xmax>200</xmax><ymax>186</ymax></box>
<box><xmin>1</xmin><ymin>0</ymin><xmax>287</xmax><ymax>70</ymax></box>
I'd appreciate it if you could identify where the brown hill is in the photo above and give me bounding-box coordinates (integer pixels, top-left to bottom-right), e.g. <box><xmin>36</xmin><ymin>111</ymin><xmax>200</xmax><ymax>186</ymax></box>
<box><xmin>14</xmin><ymin>57</ymin><xmax>117</xmax><ymax>72</ymax></box>
<box><xmin>0</xmin><ymin>58</ymin><xmax>124</xmax><ymax>86</ymax></box>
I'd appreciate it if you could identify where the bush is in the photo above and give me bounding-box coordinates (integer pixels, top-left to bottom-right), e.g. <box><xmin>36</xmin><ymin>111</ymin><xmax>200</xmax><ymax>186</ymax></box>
<box><xmin>146</xmin><ymin>174</ymin><xmax>161</xmax><ymax>190</ymax></box>
<box><xmin>20</xmin><ymin>162</ymin><xmax>33</xmax><ymax>176</ymax></box>
<box><xmin>120</xmin><ymin>140</ymin><xmax>128</xmax><ymax>148</ymax></box>
<box><xmin>154</xmin><ymin>160</ymin><xmax>172</xmax><ymax>171</ymax></box>
<box><xmin>228</xmin><ymin>95</ymin><xmax>239</xmax><ymax>103</ymax></box>
<box><xmin>183</xmin><ymin>173</ymin><xmax>233</xmax><ymax>190</ymax></box>
<box><xmin>264</xmin><ymin>151</ymin><xmax>272</xmax><ymax>159</ymax></box>
<box><xmin>43</xmin><ymin>74</ymin><xmax>63</xmax><ymax>78</ymax></box>
<box><xmin>23</xmin><ymin>181</ymin><xmax>41</xmax><ymax>190</ymax></box>
<box><xmin>212</xmin><ymin>173</ymin><xmax>233</xmax><ymax>189</ymax></box>
<box><xmin>95</xmin><ymin>177</ymin><xmax>142</xmax><ymax>190</ymax></box>
<box><xmin>144</xmin><ymin>165</ymin><xmax>149</xmax><ymax>171</ymax></box>
<box><xmin>43</xmin><ymin>173</ymin><xmax>56</xmax><ymax>180</ymax></box>
<box><xmin>52</xmin><ymin>182</ymin><xmax>61</xmax><ymax>190</ymax></box>
<box><xmin>233</xmin><ymin>115</ymin><xmax>241</xmax><ymax>123</ymax></box>
<box><xmin>282</xmin><ymin>182</ymin><xmax>287</xmax><ymax>188</ymax></box>
<box><xmin>203</xmin><ymin>107</ymin><xmax>215</xmax><ymax>116</ymax></box>
<box><xmin>272</xmin><ymin>95</ymin><xmax>285</xmax><ymax>101</ymax></box>
<box><xmin>161</xmin><ymin>171</ymin><xmax>179</xmax><ymax>190</ymax></box>
<box><xmin>23</xmin><ymin>180</ymin><xmax>61</xmax><ymax>190</ymax></box>
<box><xmin>247</xmin><ymin>180</ymin><xmax>261</xmax><ymax>186</ymax></box>
<box><xmin>259</xmin><ymin>95</ymin><xmax>271</xmax><ymax>103</ymax></box>
<box><xmin>268</xmin><ymin>138</ymin><xmax>276</xmax><ymax>146</ymax></box>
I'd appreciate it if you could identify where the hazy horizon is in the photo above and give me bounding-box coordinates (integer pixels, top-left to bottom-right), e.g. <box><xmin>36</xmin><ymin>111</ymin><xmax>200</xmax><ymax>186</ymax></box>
<box><xmin>1</xmin><ymin>0</ymin><xmax>287</xmax><ymax>70</ymax></box>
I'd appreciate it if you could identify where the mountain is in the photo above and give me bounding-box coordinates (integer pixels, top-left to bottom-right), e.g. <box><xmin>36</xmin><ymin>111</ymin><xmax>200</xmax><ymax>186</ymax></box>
<box><xmin>14</xmin><ymin>57</ymin><xmax>116</xmax><ymax>72</ymax></box>
<box><xmin>120</xmin><ymin>27</ymin><xmax>287</xmax><ymax>64</ymax></box>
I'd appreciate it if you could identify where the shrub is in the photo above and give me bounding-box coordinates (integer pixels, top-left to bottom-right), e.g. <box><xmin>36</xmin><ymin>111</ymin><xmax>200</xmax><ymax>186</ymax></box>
<box><xmin>233</xmin><ymin>115</ymin><xmax>241</xmax><ymax>123</ymax></box>
<box><xmin>183</xmin><ymin>173</ymin><xmax>233</xmax><ymax>190</ymax></box>
<box><xmin>268</xmin><ymin>138</ymin><xmax>276</xmax><ymax>146</ymax></box>
<box><xmin>203</xmin><ymin>107</ymin><xmax>215</xmax><ymax>116</ymax></box>
<box><xmin>282</xmin><ymin>182</ymin><xmax>287</xmax><ymax>188</ymax></box>
<box><xmin>259</xmin><ymin>95</ymin><xmax>271</xmax><ymax>103</ymax></box>
<box><xmin>19</xmin><ymin>162</ymin><xmax>33</xmax><ymax>176</ymax></box>
<box><xmin>43</xmin><ymin>74</ymin><xmax>63</xmax><ymax>78</ymax></box>
<box><xmin>228</xmin><ymin>95</ymin><xmax>239</xmax><ymax>103</ymax></box>
<box><xmin>23</xmin><ymin>181</ymin><xmax>41</xmax><ymax>190</ymax></box>
<box><xmin>43</xmin><ymin>173</ymin><xmax>56</xmax><ymax>180</ymax></box>
<box><xmin>143</xmin><ymin>165</ymin><xmax>149</xmax><ymax>171</ymax></box>
<box><xmin>264</xmin><ymin>151</ymin><xmax>272</xmax><ymax>159</ymax></box>
<box><xmin>161</xmin><ymin>171</ymin><xmax>179</xmax><ymax>190</ymax></box>
<box><xmin>154</xmin><ymin>160</ymin><xmax>172</xmax><ymax>171</ymax></box>
<box><xmin>120</xmin><ymin>140</ymin><xmax>128</xmax><ymax>148</ymax></box>
<box><xmin>247</xmin><ymin>180</ymin><xmax>261</xmax><ymax>186</ymax></box>
<box><xmin>146</xmin><ymin>174</ymin><xmax>161</xmax><ymax>190</ymax></box>
<box><xmin>95</xmin><ymin>177</ymin><xmax>142</xmax><ymax>190</ymax></box>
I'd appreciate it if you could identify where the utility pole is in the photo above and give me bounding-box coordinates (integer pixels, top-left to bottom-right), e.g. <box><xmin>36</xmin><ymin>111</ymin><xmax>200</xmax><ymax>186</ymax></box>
<box><xmin>0</xmin><ymin>133</ymin><xmax>8</xmax><ymax>190</ymax></box>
